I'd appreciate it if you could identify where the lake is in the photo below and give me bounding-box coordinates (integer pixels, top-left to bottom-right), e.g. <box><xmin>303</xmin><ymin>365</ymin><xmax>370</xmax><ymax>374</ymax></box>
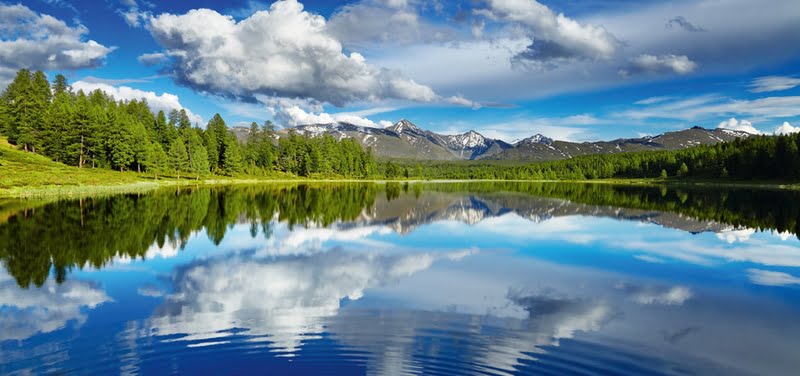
<box><xmin>2</xmin><ymin>182</ymin><xmax>800</xmax><ymax>375</ymax></box>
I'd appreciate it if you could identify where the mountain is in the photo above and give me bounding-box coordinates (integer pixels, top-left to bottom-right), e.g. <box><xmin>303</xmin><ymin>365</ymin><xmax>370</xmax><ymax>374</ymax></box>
<box><xmin>489</xmin><ymin>126</ymin><xmax>752</xmax><ymax>161</ymax></box>
<box><xmin>279</xmin><ymin>121</ymin><xmax>751</xmax><ymax>161</ymax></box>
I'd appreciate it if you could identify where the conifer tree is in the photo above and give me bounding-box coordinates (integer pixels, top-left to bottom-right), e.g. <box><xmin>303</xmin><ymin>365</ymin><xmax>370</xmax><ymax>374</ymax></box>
<box><xmin>168</xmin><ymin>137</ymin><xmax>189</xmax><ymax>179</ymax></box>
<box><xmin>52</xmin><ymin>74</ymin><xmax>70</xmax><ymax>95</ymax></box>
<box><xmin>144</xmin><ymin>142</ymin><xmax>168</xmax><ymax>179</ymax></box>
<box><xmin>222</xmin><ymin>132</ymin><xmax>244</xmax><ymax>175</ymax></box>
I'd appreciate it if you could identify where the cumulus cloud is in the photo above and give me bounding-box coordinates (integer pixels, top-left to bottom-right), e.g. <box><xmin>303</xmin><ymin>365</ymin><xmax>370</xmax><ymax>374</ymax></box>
<box><xmin>145</xmin><ymin>0</ymin><xmax>469</xmax><ymax>108</ymax></box>
<box><xmin>716</xmin><ymin>117</ymin><xmax>761</xmax><ymax>135</ymax></box>
<box><xmin>0</xmin><ymin>4</ymin><xmax>114</xmax><ymax>84</ymax></box>
<box><xmin>747</xmin><ymin>269</ymin><xmax>800</xmax><ymax>286</ymax></box>
<box><xmin>72</xmin><ymin>80</ymin><xmax>203</xmax><ymax>125</ymax></box>
<box><xmin>749</xmin><ymin>76</ymin><xmax>800</xmax><ymax>93</ymax></box>
<box><xmin>475</xmin><ymin>0</ymin><xmax>620</xmax><ymax>68</ymax></box>
<box><xmin>619</xmin><ymin>54</ymin><xmax>698</xmax><ymax>77</ymax></box>
<box><xmin>0</xmin><ymin>270</ymin><xmax>111</xmax><ymax>341</ymax></box>
<box><xmin>775</xmin><ymin>122</ymin><xmax>800</xmax><ymax>135</ymax></box>
<box><xmin>262</xmin><ymin>97</ymin><xmax>392</xmax><ymax>128</ymax></box>
<box><xmin>665</xmin><ymin>16</ymin><xmax>705</xmax><ymax>32</ymax></box>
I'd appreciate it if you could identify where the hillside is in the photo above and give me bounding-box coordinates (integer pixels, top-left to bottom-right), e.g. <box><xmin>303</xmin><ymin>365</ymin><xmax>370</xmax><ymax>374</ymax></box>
<box><xmin>0</xmin><ymin>136</ymin><xmax>142</xmax><ymax>190</ymax></box>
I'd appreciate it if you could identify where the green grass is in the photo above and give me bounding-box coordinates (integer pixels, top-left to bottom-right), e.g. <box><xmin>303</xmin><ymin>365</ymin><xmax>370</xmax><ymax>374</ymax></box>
<box><xmin>0</xmin><ymin>136</ymin><xmax>152</xmax><ymax>193</ymax></box>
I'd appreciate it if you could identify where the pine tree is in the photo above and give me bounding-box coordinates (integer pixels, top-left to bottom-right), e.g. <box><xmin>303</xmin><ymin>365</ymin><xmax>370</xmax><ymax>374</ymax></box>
<box><xmin>52</xmin><ymin>74</ymin><xmax>70</xmax><ymax>95</ymax></box>
<box><xmin>205</xmin><ymin>114</ymin><xmax>227</xmax><ymax>172</ymax></box>
<box><xmin>677</xmin><ymin>162</ymin><xmax>689</xmax><ymax>177</ymax></box>
<box><xmin>185</xmin><ymin>128</ymin><xmax>209</xmax><ymax>178</ymax></box>
<box><xmin>222</xmin><ymin>132</ymin><xmax>244</xmax><ymax>175</ymax></box>
<box><xmin>44</xmin><ymin>92</ymin><xmax>73</xmax><ymax>162</ymax></box>
<box><xmin>2</xmin><ymin>69</ymin><xmax>33</xmax><ymax>147</ymax></box>
<box><xmin>144</xmin><ymin>142</ymin><xmax>168</xmax><ymax>179</ymax></box>
<box><xmin>168</xmin><ymin>137</ymin><xmax>189</xmax><ymax>179</ymax></box>
<box><xmin>130</xmin><ymin>120</ymin><xmax>150</xmax><ymax>173</ymax></box>
<box><xmin>109</xmin><ymin>114</ymin><xmax>135</xmax><ymax>171</ymax></box>
<box><xmin>154</xmin><ymin>110</ymin><xmax>169</xmax><ymax>147</ymax></box>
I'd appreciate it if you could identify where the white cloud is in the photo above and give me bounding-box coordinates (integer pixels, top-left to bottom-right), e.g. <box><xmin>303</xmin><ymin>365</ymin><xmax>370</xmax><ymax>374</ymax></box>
<box><xmin>747</xmin><ymin>269</ymin><xmax>800</xmax><ymax>286</ymax></box>
<box><xmin>145</xmin><ymin>0</ymin><xmax>470</xmax><ymax>108</ymax></box>
<box><xmin>117</xmin><ymin>0</ymin><xmax>151</xmax><ymax>27</ymax></box>
<box><xmin>716</xmin><ymin>228</ymin><xmax>757</xmax><ymax>244</ymax></box>
<box><xmin>72</xmin><ymin>80</ymin><xmax>203</xmax><ymax>125</ymax></box>
<box><xmin>716</xmin><ymin>118</ymin><xmax>761</xmax><ymax>135</ymax></box>
<box><xmin>619</xmin><ymin>54</ymin><xmax>698</xmax><ymax>77</ymax></box>
<box><xmin>476</xmin><ymin>0</ymin><xmax>620</xmax><ymax>68</ymax></box>
<box><xmin>617</xmin><ymin>239</ymin><xmax>800</xmax><ymax>268</ymax></box>
<box><xmin>622</xmin><ymin>95</ymin><xmax>800</xmax><ymax>124</ymax></box>
<box><xmin>775</xmin><ymin>122</ymin><xmax>800</xmax><ymax>135</ymax></box>
<box><xmin>360</xmin><ymin>0</ymin><xmax>800</xmax><ymax>104</ymax></box>
<box><xmin>749</xmin><ymin>76</ymin><xmax>800</xmax><ymax>93</ymax></box>
<box><xmin>441</xmin><ymin>114</ymin><xmax>607</xmax><ymax>143</ymax></box>
<box><xmin>326</xmin><ymin>0</ymin><xmax>457</xmax><ymax>47</ymax></box>
<box><xmin>262</xmin><ymin>97</ymin><xmax>393</xmax><ymax>128</ymax></box>
<box><xmin>0</xmin><ymin>4</ymin><xmax>114</xmax><ymax>84</ymax></box>
<box><xmin>635</xmin><ymin>96</ymin><xmax>674</xmax><ymax>105</ymax></box>
<box><xmin>137</xmin><ymin>52</ymin><xmax>168</xmax><ymax>66</ymax></box>
<box><xmin>0</xmin><ymin>270</ymin><xmax>111</xmax><ymax>341</ymax></box>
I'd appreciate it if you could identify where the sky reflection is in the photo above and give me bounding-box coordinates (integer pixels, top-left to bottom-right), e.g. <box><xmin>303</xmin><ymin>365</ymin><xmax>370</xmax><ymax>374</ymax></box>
<box><xmin>2</xmin><ymin>185</ymin><xmax>800</xmax><ymax>375</ymax></box>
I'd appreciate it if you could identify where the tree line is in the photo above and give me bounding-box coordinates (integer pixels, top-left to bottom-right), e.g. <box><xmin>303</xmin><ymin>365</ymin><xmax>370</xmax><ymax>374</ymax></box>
<box><xmin>0</xmin><ymin>69</ymin><xmax>377</xmax><ymax>178</ymax></box>
<box><xmin>403</xmin><ymin>132</ymin><xmax>800</xmax><ymax>181</ymax></box>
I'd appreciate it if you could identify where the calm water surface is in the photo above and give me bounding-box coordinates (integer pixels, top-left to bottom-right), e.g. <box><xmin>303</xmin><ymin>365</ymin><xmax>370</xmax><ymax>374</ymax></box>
<box><xmin>2</xmin><ymin>182</ymin><xmax>800</xmax><ymax>375</ymax></box>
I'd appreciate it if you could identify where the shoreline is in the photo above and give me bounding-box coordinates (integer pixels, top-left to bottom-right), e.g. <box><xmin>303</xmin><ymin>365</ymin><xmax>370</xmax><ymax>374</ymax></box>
<box><xmin>2</xmin><ymin>176</ymin><xmax>798</xmax><ymax>199</ymax></box>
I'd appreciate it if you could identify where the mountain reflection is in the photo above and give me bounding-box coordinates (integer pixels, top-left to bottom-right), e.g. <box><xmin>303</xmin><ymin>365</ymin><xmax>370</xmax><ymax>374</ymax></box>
<box><xmin>2</xmin><ymin>182</ymin><xmax>800</xmax><ymax>287</ymax></box>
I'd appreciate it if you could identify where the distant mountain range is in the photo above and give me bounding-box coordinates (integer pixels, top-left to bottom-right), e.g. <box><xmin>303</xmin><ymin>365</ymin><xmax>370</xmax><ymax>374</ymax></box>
<box><xmin>268</xmin><ymin>119</ymin><xmax>751</xmax><ymax>161</ymax></box>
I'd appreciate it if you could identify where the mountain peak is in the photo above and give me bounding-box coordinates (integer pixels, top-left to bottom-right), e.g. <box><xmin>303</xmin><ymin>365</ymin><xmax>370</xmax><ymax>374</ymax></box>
<box><xmin>388</xmin><ymin>119</ymin><xmax>424</xmax><ymax>134</ymax></box>
<box><xmin>516</xmin><ymin>134</ymin><xmax>553</xmax><ymax>146</ymax></box>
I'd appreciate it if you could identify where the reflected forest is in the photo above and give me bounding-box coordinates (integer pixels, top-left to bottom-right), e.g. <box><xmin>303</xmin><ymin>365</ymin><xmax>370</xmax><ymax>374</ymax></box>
<box><xmin>2</xmin><ymin>182</ymin><xmax>800</xmax><ymax>288</ymax></box>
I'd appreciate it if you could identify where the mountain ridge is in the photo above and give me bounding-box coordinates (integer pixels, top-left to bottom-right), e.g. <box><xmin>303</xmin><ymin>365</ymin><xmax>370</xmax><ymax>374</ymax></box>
<box><xmin>274</xmin><ymin>119</ymin><xmax>751</xmax><ymax>161</ymax></box>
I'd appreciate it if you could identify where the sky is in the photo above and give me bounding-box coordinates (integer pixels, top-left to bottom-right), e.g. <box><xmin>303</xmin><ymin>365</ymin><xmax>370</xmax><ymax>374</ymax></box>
<box><xmin>2</xmin><ymin>0</ymin><xmax>799</xmax><ymax>142</ymax></box>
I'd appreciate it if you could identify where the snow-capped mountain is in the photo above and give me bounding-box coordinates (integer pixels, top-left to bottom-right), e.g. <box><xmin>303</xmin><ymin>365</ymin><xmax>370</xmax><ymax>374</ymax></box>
<box><xmin>514</xmin><ymin>134</ymin><xmax>554</xmax><ymax>147</ymax></box>
<box><xmin>277</xmin><ymin>120</ymin><xmax>751</xmax><ymax>161</ymax></box>
<box><xmin>445</xmin><ymin>130</ymin><xmax>489</xmax><ymax>149</ymax></box>
<box><xmin>442</xmin><ymin>130</ymin><xmax>513</xmax><ymax>159</ymax></box>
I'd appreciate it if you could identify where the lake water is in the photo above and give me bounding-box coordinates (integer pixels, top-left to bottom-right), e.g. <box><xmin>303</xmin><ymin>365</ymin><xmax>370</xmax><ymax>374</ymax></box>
<box><xmin>2</xmin><ymin>182</ymin><xmax>800</xmax><ymax>375</ymax></box>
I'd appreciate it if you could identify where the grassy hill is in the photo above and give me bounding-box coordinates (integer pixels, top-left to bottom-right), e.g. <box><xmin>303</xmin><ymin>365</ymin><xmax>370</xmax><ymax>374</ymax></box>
<box><xmin>0</xmin><ymin>136</ymin><xmax>150</xmax><ymax>194</ymax></box>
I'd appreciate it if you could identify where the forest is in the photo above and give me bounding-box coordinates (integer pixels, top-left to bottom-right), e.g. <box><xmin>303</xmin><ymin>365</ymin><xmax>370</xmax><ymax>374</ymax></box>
<box><xmin>0</xmin><ymin>69</ymin><xmax>377</xmax><ymax>179</ymax></box>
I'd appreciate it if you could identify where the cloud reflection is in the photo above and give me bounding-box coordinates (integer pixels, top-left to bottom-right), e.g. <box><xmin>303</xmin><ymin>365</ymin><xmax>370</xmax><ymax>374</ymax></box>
<box><xmin>0</xmin><ymin>269</ymin><xmax>110</xmax><ymax>341</ymax></box>
<box><xmin>145</xmin><ymin>248</ymin><xmax>476</xmax><ymax>355</ymax></box>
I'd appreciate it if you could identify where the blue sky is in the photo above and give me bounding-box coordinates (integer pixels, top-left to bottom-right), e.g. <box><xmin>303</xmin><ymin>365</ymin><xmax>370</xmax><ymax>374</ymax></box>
<box><xmin>4</xmin><ymin>0</ymin><xmax>800</xmax><ymax>142</ymax></box>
